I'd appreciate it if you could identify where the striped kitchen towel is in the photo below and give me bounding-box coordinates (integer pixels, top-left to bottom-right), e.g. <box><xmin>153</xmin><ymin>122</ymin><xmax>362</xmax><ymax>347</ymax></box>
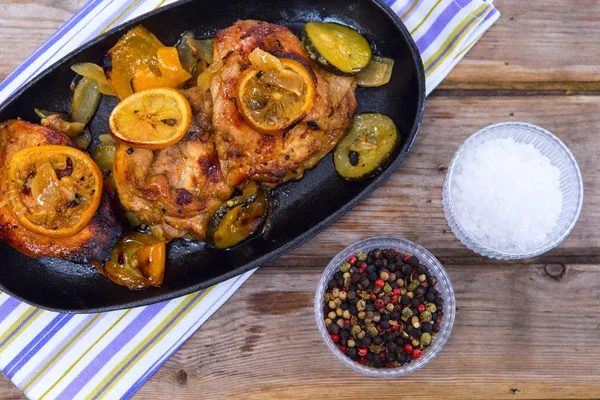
<box><xmin>0</xmin><ymin>0</ymin><xmax>499</xmax><ymax>399</ymax></box>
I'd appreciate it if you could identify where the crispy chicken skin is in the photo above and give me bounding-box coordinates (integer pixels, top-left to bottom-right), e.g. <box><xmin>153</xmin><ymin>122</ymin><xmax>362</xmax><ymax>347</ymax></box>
<box><xmin>210</xmin><ymin>20</ymin><xmax>357</xmax><ymax>186</ymax></box>
<box><xmin>112</xmin><ymin>86</ymin><xmax>234</xmax><ymax>241</ymax></box>
<box><xmin>0</xmin><ymin>120</ymin><xmax>125</xmax><ymax>262</ymax></box>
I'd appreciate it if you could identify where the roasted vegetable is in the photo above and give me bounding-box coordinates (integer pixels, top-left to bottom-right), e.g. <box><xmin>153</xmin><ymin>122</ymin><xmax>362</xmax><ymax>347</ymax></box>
<box><xmin>38</xmin><ymin>112</ymin><xmax>85</xmax><ymax>137</ymax></box>
<box><xmin>104</xmin><ymin>25</ymin><xmax>165</xmax><ymax>99</ymax></box>
<box><xmin>334</xmin><ymin>113</ymin><xmax>399</xmax><ymax>180</ymax></box>
<box><xmin>302</xmin><ymin>22</ymin><xmax>371</xmax><ymax>76</ymax></box>
<box><xmin>91</xmin><ymin>134</ymin><xmax>117</xmax><ymax>171</ymax></box>
<box><xmin>71</xmin><ymin>77</ymin><xmax>101</xmax><ymax>125</ymax></box>
<box><xmin>355</xmin><ymin>56</ymin><xmax>395</xmax><ymax>87</ymax></box>
<box><xmin>207</xmin><ymin>182</ymin><xmax>270</xmax><ymax>249</ymax></box>
<box><xmin>71</xmin><ymin>62</ymin><xmax>115</xmax><ymax>95</ymax></box>
<box><xmin>72</xmin><ymin>128</ymin><xmax>92</xmax><ymax>150</ymax></box>
<box><xmin>91</xmin><ymin>231</ymin><xmax>166</xmax><ymax>290</ymax></box>
<box><xmin>132</xmin><ymin>47</ymin><xmax>192</xmax><ymax>92</ymax></box>
<box><xmin>7</xmin><ymin>145</ymin><xmax>103</xmax><ymax>238</ymax></box>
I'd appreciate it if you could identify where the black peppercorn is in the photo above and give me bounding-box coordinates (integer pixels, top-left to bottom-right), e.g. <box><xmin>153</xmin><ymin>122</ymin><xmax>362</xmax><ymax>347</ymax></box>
<box><xmin>387</xmin><ymin>342</ymin><xmax>398</xmax><ymax>353</ymax></box>
<box><xmin>374</xmin><ymin>259</ymin><xmax>382</xmax><ymax>268</ymax></box>
<box><xmin>381</xmin><ymin>313</ymin><xmax>390</xmax><ymax>321</ymax></box>
<box><xmin>340</xmin><ymin>329</ymin><xmax>350</xmax><ymax>340</ymax></box>
<box><xmin>431</xmin><ymin>313</ymin><xmax>439</xmax><ymax>322</ymax></box>
<box><xmin>360</xmin><ymin>277</ymin><xmax>370</xmax><ymax>287</ymax></box>
<box><xmin>422</xmin><ymin>323</ymin><xmax>433</xmax><ymax>333</ymax></box>
<box><xmin>349</xmin><ymin>305</ymin><xmax>358</xmax><ymax>314</ymax></box>
<box><xmin>366</xmin><ymin>264</ymin><xmax>376</xmax><ymax>274</ymax></box>
<box><xmin>362</xmin><ymin>336</ymin><xmax>372</xmax><ymax>346</ymax></box>
<box><xmin>355</xmin><ymin>339</ymin><xmax>364</xmax><ymax>348</ymax></box>
<box><xmin>411</xmin><ymin>328</ymin><xmax>422</xmax><ymax>338</ymax></box>
<box><xmin>345</xmin><ymin>347</ymin><xmax>358</xmax><ymax>360</ymax></box>
<box><xmin>341</xmin><ymin>302</ymin><xmax>350</xmax><ymax>310</ymax></box>
<box><xmin>368</xmin><ymin>272</ymin><xmax>378</xmax><ymax>282</ymax></box>
<box><xmin>328</xmin><ymin>324</ymin><xmax>340</xmax><ymax>334</ymax></box>
<box><xmin>411</xmin><ymin>297</ymin><xmax>421</xmax><ymax>307</ymax></box>
<box><xmin>391</xmin><ymin>310</ymin><xmax>401</xmax><ymax>321</ymax></box>
<box><xmin>373</xmin><ymin>249</ymin><xmax>383</xmax><ymax>259</ymax></box>
<box><xmin>425</xmin><ymin>292</ymin><xmax>436</xmax><ymax>302</ymax></box>
<box><xmin>374</xmin><ymin>336</ymin><xmax>384</xmax><ymax>345</ymax></box>
<box><xmin>401</xmin><ymin>295</ymin><xmax>411</xmax><ymax>306</ymax></box>
<box><xmin>351</xmin><ymin>273</ymin><xmax>361</xmax><ymax>283</ymax></box>
<box><xmin>384</xmin><ymin>332</ymin><xmax>395</xmax><ymax>342</ymax></box>
<box><xmin>380</xmin><ymin>320</ymin><xmax>390</xmax><ymax>330</ymax></box>
<box><xmin>328</xmin><ymin>280</ymin><xmax>337</xmax><ymax>290</ymax></box>
<box><xmin>408</xmin><ymin>256</ymin><xmax>420</xmax><ymax>267</ymax></box>
<box><xmin>415</xmin><ymin>287</ymin><xmax>426</xmax><ymax>297</ymax></box>
<box><xmin>397</xmin><ymin>353</ymin><xmax>407</xmax><ymax>364</ymax></box>
<box><xmin>334</xmin><ymin>271</ymin><xmax>343</xmax><ymax>280</ymax></box>
<box><xmin>432</xmin><ymin>323</ymin><xmax>441</xmax><ymax>333</ymax></box>
<box><xmin>366</xmin><ymin>303</ymin><xmax>375</xmax><ymax>312</ymax></box>
<box><xmin>402</xmin><ymin>264</ymin><xmax>413</xmax><ymax>275</ymax></box>
<box><xmin>387</xmin><ymin>352</ymin><xmax>397</xmax><ymax>362</ymax></box>
<box><xmin>366</xmin><ymin>351</ymin><xmax>375</xmax><ymax>362</ymax></box>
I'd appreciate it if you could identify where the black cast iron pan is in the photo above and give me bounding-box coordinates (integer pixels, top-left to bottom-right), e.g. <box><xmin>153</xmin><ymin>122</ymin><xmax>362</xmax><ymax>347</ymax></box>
<box><xmin>0</xmin><ymin>0</ymin><xmax>425</xmax><ymax>312</ymax></box>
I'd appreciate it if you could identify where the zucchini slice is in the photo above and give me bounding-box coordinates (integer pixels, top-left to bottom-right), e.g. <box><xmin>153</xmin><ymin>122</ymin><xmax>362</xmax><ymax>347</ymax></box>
<box><xmin>356</xmin><ymin>56</ymin><xmax>395</xmax><ymax>87</ymax></box>
<box><xmin>302</xmin><ymin>22</ymin><xmax>372</xmax><ymax>76</ymax></box>
<box><xmin>207</xmin><ymin>182</ymin><xmax>271</xmax><ymax>249</ymax></box>
<box><xmin>334</xmin><ymin>113</ymin><xmax>399</xmax><ymax>181</ymax></box>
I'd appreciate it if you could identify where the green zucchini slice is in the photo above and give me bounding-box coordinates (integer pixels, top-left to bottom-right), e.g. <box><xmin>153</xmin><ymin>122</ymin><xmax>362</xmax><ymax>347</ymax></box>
<box><xmin>355</xmin><ymin>56</ymin><xmax>395</xmax><ymax>87</ymax></box>
<box><xmin>302</xmin><ymin>22</ymin><xmax>372</xmax><ymax>76</ymax></box>
<box><xmin>207</xmin><ymin>182</ymin><xmax>271</xmax><ymax>249</ymax></box>
<box><xmin>334</xmin><ymin>113</ymin><xmax>399</xmax><ymax>181</ymax></box>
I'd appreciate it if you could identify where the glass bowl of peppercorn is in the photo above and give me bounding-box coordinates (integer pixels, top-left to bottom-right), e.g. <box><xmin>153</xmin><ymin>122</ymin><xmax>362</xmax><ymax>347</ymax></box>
<box><xmin>315</xmin><ymin>236</ymin><xmax>455</xmax><ymax>377</ymax></box>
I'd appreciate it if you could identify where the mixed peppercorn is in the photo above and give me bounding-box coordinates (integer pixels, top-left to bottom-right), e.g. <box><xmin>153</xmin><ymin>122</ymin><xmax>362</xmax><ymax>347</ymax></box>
<box><xmin>323</xmin><ymin>248</ymin><xmax>444</xmax><ymax>369</ymax></box>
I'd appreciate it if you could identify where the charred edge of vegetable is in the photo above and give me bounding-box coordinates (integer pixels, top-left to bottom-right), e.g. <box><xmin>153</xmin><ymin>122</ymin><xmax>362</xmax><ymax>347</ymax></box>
<box><xmin>206</xmin><ymin>185</ymin><xmax>271</xmax><ymax>249</ymax></box>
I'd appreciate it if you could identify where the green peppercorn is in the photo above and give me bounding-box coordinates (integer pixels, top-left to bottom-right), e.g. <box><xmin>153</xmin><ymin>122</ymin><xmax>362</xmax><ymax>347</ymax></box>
<box><xmin>339</xmin><ymin>291</ymin><xmax>348</xmax><ymax>301</ymax></box>
<box><xmin>407</xmin><ymin>283</ymin><xmax>417</xmax><ymax>292</ymax></box>
<box><xmin>324</xmin><ymin>293</ymin><xmax>332</xmax><ymax>302</ymax></box>
<box><xmin>401</xmin><ymin>307</ymin><xmax>413</xmax><ymax>321</ymax></box>
<box><xmin>347</xmin><ymin>339</ymin><xmax>356</xmax><ymax>348</ymax></box>
<box><xmin>383</xmin><ymin>283</ymin><xmax>392</xmax><ymax>294</ymax></box>
<box><xmin>357</xmin><ymin>251</ymin><xmax>368</xmax><ymax>261</ymax></box>
<box><xmin>357</xmin><ymin>330</ymin><xmax>366</xmax><ymax>339</ymax></box>
<box><xmin>380</xmin><ymin>270</ymin><xmax>390</xmax><ymax>281</ymax></box>
<box><xmin>411</xmin><ymin>315</ymin><xmax>421</xmax><ymax>328</ymax></box>
<box><xmin>369</xmin><ymin>326</ymin><xmax>379</xmax><ymax>337</ymax></box>
<box><xmin>340</xmin><ymin>262</ymin><xmax>351</xmax><ymax>273</ymax></box>
<box><xmin>357</xmin><ymin>311</ymin><xmax>366</xmax><ymax>320</ymax></box>
<box><xmin>351</xmin><ymin>325</ymin><xmax>362</xmax><ymax>336</ymax></box>
<box><xmin>426</xmin><ymin>303</ymin><xmax>437</xmax><ymax>313</ymax></box>
<box><xmin>420</xmin><ymin>311</ymin><xmax>432</xmax><ymax>322</ymax></box>
<box><xmin>357</xmin><ymin>299</ymin><xmax>366</xmax><ymax>311</ymax></box>
<box><xmin>420</xmin><ymin>332</ymin><xmax>432</xmax><ymax>345</ymax></box>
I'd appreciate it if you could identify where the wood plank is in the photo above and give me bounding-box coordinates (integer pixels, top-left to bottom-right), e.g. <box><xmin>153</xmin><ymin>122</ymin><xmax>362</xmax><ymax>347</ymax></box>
<box><xmin>441</xmin><ymin>0</ymin><xmax>600</xmax><ymax>89</ymax></box>
<box><xmin>267</xmin><ymin>94</ymin><xmax>599</xmax><ymax>267</ymax></box>
<box><xmin>133</xmin><ymin>265</ymin><xmax>600</xmax><ymax>399</ymax></box>
<box><xmin>2</xmin><ymin>1</ymin><xmax>600</xmax><ymax>90</ymax></box>
<box><xmin>0</xmin><ymin>1</ymin><xmax>84</xmax><ymax>81</ymax></box>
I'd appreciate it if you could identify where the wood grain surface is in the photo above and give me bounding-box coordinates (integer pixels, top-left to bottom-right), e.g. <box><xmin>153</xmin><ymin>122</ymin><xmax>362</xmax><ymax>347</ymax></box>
<box><xmin>1</xmin><ymin>1</ymin><xmax>600</xmax><ymax>399</ymax></box>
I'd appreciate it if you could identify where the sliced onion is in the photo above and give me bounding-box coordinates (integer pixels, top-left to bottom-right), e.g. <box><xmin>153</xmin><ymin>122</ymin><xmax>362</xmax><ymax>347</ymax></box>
<box><xmin>176</xmin><ymin>31</ymin><xmax>199</xmax><ymax>73</ymax></box>
<box><xmin>71</xmin><ymin>77</ymin><xmax>101</xmax><ymax>125</ymax></box>
<box><xmin>355</xmin><ymin>56</ymin><xmax>395</xmax><ymax>87</ymax></box>
<box><xmin>40</xmin><ymin>114</ymin><xmax>85</xmax><ymax>137</ymax></box>
<box><xmin>248</xmin><ymin>48</ymin><xmax>303</xmax><ymax>95</ymax></box>
<box><xmin>91</xmin><ymin>139</ymin><xmax>116</xmax><ymax>171</ymax></box>
<box><xmin>190</xmin><ymin>37</ymin><xmax>213</xmax><ymax>64</ymax></box>
<box><xmin>73</xmin><ymin>128</ymin><xmax>92</xmax><ymax>150</ymax></box>
<box><xmin>71</xmin><ymin>63</ymin><xmax>115</xmax><ymax>96</ymax></box>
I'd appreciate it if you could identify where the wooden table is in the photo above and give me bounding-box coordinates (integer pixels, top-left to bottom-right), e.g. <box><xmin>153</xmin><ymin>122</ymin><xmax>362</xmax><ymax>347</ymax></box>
<box><xmin>1</xmin><ymin>1</ymin><xmax>600</xmax><ymax>398</ymax></box>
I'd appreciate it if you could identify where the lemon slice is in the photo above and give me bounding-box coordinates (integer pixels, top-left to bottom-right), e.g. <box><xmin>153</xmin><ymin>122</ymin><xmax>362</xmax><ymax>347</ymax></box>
<box><xmin>237</xmin><ymin>49</ymin><xmax>315</xmax><ymax>134</ymax></box>
<box><xmin>109</xmin><ymin>87</ymin><xmax>192</xmax><ymax>149</ymax></box>
<box><xmin>7</xmin><ymin>145</ymin><xmax>103</xmax><ymax>238</ymax></box>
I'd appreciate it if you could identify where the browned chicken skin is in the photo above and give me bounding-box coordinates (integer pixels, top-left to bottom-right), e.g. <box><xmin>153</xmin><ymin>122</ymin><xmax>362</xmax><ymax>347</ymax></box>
<box><xmin>0</xmin><ymin>120</ymin><xmax>125</xmax><ymax>262</ymax></box>
<box><xmin>112</xmin><ymin>86</ymin><xmax>234</xmax><ymax>241</ymax></box>
<box><xmin>210</xmin><ymin>20</ymin><xmax>357</xmax><ymax>186</ymax></box>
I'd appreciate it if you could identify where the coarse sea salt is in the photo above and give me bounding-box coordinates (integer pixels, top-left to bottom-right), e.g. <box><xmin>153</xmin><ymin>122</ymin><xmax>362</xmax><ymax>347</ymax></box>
<box><xmin>450</xmin><ymin>137</ymin><xmax>563</xmax><ymax>253</ymax></box>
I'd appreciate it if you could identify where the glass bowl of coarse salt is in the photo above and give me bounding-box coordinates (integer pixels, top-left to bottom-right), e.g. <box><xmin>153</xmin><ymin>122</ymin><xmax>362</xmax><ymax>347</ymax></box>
<box><xmin>443</xmin><ymin>122</ymin><xmax>583</xmax><ymax>260</ymax></box>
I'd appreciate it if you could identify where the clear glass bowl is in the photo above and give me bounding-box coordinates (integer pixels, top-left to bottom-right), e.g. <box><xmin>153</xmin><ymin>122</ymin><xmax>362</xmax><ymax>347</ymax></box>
<box><xmin>314</xmin><ymin>236</ymin><xmax>456</xmax><ymax>377</ymax></box>
<box><xmin>443</xmin><ymin>122</ymin><xmax>584</xmax><ymax>260</ymax></box>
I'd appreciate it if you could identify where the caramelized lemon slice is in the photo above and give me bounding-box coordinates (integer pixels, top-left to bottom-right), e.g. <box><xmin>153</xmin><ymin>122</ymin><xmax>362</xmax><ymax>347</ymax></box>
<box><xmin>7</xmin><ymin>145</ymin><xmax>103</xmax><ymax>238</ymax></box>
<box><xmin>237</xmin><ymin>48</ymin><xmax>315</xmax><ymax>134</ymax></box>
<box><xmin>109</xmin><ymin>87</ymin><xmax>192</xmax><ymax>149</ymax></box>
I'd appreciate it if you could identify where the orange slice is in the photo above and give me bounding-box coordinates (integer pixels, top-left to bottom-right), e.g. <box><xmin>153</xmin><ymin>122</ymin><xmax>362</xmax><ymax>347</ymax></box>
<box><xmin>132</xmin><ymin>47</ymin><xmax>192</xmax><ymax>92</ymax></box>
<box><xmin>7</xmin><ymin>145</ymin><xmax>103</xmax><ymax>238</ymax></box>
<box><xmin>109</xmin><ymin>87</ymin><xmax>192</xmax><ymax>149</ymax></box>
<box><xmin>237</xmin><ymin>48</ymin><xmax>315</xmax><ymax>134</ymax></box>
